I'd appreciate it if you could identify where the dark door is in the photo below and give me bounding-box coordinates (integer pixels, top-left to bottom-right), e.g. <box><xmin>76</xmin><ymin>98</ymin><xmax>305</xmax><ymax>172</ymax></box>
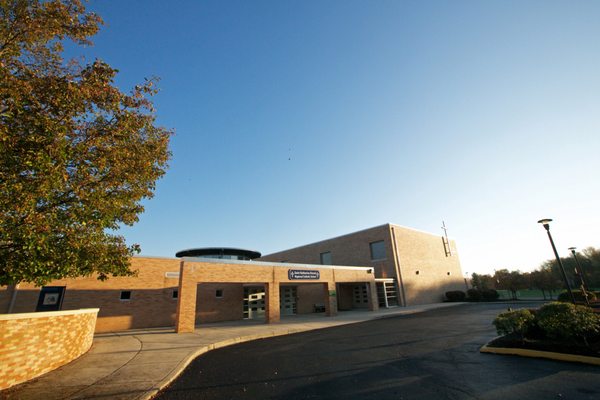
<box><xmin>36</xmin><ymin>286</ymin><xmax>66</xmax><ymax>312</ymax></box>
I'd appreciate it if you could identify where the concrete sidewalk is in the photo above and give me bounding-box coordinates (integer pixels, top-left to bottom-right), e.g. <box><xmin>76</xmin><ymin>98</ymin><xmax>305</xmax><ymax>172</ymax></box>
<box><xmin>2</xmin><ymin>303</ymin><xmax>463</xmax><ymax>400</ymax></box>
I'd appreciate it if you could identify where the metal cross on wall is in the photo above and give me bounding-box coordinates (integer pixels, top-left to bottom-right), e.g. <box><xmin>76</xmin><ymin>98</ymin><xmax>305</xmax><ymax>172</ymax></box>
<box><xmin>441</xmin><ymin>220</ymin><xmax>452</xmax><ymax>257</ymax></box>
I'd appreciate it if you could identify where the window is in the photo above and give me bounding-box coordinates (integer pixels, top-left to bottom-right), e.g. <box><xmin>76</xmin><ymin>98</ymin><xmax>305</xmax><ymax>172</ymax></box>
<box><xmin>370</xmin><ymin>241</ymin><xmax>386</xmax><ymax>260</ymax></box>
<box><xmin>36</xmin><ymin>286</ymin><xmax>66</xmax><ymax>312</ymax></box>
<box><xmin>216</xmin><ymin>289</ymin><xmax>223</xmax><ymax>298</ymax></box>
<box><xmin>120</xmin><ymin>291</ymin><xmax>132</xmax><ymax>301</ymax></box>
<box><xmin>172</xmin><ymin>289</ymin><xmax>178</xmax><ymax>299</ymax></box>
<box><xmin>320</xmin><ymin>251</ymin><xmax>332</xmax><ymax>265</ymax></box>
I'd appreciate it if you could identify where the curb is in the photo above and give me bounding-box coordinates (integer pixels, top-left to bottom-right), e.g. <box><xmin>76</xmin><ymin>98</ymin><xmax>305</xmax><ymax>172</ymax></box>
<box><xmin>142</xmin><ymin>303</ymin><xmax>465</xmax><ymax>399</ymax></box>
<box><xmin>480</xmin><ymin>344</ymin><xmax>600</xmax><ymax>366</ymax></box>
<box><xmin>142</xmin><ymin>328</ymin><xmax>309</xmax><ymax>400</ymax></box>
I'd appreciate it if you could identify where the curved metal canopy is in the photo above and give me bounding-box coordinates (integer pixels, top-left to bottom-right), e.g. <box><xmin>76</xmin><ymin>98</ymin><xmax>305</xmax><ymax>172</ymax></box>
<box><xmin>175</xmin><ymin>247</ymin><xmax>261</xmax><ymax>260</ymax></box>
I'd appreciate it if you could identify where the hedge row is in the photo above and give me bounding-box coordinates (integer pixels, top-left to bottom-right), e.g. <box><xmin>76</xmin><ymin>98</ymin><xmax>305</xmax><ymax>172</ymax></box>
<box><xmin>493</xmin><ymin>302</ymin><xmax>600</xmax><ymax>345</ymax></box>
<box><xmin>556</xmin><ymin>290</ymin><xmax>598</xmax><ymax>303</ymax></box>
<box><xmin>447</xmin><ymin>289</ymin><xmax>599</xmax><ymax>303</ymax></box>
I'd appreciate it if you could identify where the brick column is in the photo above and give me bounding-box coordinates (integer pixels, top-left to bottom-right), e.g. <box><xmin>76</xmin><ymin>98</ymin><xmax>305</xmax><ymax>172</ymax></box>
<box><xmin>324</xmin><ymin>282</ymin><xmax>338</xmax><ymax>317</ymax></box>
<box><xmin>176</xmin><ymin>262</ymin><xmax>197</xmax><ymax>333</ymax></box>
<box><xmin>265</xmin><ymin>282</ymin><xmax>280</xmax><ymax>323</ymax></box>
<box><xmin>367</xmin><ymin>281</ymin><xmax>379</xmax><ymax>311</ymax></box>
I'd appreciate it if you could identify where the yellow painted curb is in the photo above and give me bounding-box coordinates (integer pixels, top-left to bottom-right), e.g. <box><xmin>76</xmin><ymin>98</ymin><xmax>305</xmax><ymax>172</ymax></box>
<box><xmin>480</xmin><ymin>344</ymin><xmax>600</xmax><ymax>366</ymax></box>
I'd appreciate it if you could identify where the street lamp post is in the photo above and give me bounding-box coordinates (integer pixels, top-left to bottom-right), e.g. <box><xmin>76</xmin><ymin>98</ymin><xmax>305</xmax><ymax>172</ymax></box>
<box><xmin>538</xmin><ymin>219</ymin><xmax>576</xmax><ymax>303</ymax></box>
<box><xmin>569</xmin><ymin>246</ymin><xmax>590</xmax><ymax>305</ymax></box>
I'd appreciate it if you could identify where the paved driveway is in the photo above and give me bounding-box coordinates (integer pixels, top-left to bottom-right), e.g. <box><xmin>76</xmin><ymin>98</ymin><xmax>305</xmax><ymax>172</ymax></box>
<box><xmin>155</xmin><ymin>303</ymin><xmax>600</xmax><ymax>400</ymax></box>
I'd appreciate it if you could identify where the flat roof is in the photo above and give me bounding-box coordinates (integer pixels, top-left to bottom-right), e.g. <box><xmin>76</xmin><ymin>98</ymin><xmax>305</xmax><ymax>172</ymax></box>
<box><xmin>263</xmin><ymin>222</ymin><xmax>454</xmax><ymax>256</ymax></box>
<box><xmin>181</xmin><ymin>256</ymin><xmax>372</xmax><ymax>271</ymax></box>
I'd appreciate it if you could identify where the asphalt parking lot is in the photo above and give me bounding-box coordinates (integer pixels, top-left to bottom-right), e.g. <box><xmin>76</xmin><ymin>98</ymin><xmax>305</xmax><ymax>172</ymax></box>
<box><xmin>155</xmin><ymin>303</ymin><xmax>600</xmax><ymax>400</ymax></box>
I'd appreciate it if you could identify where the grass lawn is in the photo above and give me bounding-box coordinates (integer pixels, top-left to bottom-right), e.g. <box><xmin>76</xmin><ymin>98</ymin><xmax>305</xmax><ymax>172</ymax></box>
<box><xmin>495</xmin><ymin>288</ymin><xmax>600</xmax><ymax>301</ymax></box>
<box><xmin>496</xmin><ymin>289</ymin><xmax>559</xmax><ymax>300</ymax></box>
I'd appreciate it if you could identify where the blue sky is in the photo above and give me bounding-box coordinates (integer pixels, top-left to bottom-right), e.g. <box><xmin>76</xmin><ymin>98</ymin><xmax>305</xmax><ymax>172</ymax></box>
<box><xmin>78</xmin><ymin>0</ymin><xmax>600</xmax><ymax>275</ymax></box>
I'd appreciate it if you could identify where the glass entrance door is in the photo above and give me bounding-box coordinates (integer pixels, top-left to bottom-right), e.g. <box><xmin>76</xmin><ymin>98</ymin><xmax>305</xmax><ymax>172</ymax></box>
<box><xmin>280</xmin><ymin>286</ymin><xmax>297</xmax><ymax>316</ymax></box>
<box><xmin>243</xmin><ymin>286</ymin><xmax>265</xmax><ymax>319</ymax></box>
<box><xmin>352</xmin><ymin>284</ymin><xmax>369</xmax><ymax>309</ymax></box>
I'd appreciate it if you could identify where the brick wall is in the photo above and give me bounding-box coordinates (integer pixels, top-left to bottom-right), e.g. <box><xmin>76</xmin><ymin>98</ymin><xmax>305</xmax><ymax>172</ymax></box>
<box><xmin>390</xmin><ymin>224</ymin><xmax>465</xmax><ymax>305</ymax></box>
<box><xmin>175</xmin><ymin>259</ymin><xmax>375</xmax><ymax>332</ymax></box>
<box><xmin>336</xmin><ymin>284</ymin><xmax>354</xmax><ymax>310</ymax></box>
<box><xmin>296</xmin><ymin>284</ymin><xmax>326</xmax><ymax>314</ymax></box>
<box><xmin>1</xmin><ymin>257</ymin><xmax>376</xmax><ymax>334</ymax></box>
<box><xmin>1</xmin><ymin>257</ymin><xmax>181</xmax><ymax>332</ymax></box>
<box><xmin>260</xmin><ymin>223</ymin><xmax>466</xmax><ymax>307</ymax></box>
<box><xmin>0</xmin><ymin>309</ymin><xmax>98</xmax><ymax>390</ymax></box>
<box><xmin>196</xmin><ymin>283</ymin><xmax>244</xmax><ymax>323</ymax></box>
<box><xmin>258</xmin><ymin>225</ymin><xmax>398</xmax><ymax>279</ymax></box>
<box><xmin>0</xmin><ymin>286</ymin><xmax>12</xmax><ymax>313</ymax></box>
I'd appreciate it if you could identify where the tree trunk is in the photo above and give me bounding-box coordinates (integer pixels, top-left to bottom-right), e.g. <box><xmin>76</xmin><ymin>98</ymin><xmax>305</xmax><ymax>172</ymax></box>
<box><xmin>7</xmin><ymin>283</ymin><xmax>20</xmax><ymax>313</ymax></box>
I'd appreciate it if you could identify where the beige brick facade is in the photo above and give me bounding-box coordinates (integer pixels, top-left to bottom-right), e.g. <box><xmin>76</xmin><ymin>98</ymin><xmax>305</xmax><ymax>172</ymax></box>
<box><xmin>260</xmin><ymin>224</ymin><xmax>398</xmax><ymax>279</ymax></box>
<box><xmin>195</xmin><ymin>283</ymin><xmax>244</xmax><ymax>323</ymax></box>
<box><xmin>259</xmin><ymin>223</ymin><xmax>465</xmax><ymax>306</ymax></box>
<box><xmin>390</xmin><ymin>224</ymin><xmax>464</xmax><ymax>304</ymax></box>
<box><xmin>0</xmin><ymin>257</ymin><xmax>376</xmax><ymax>334</ymax></box>
<box><xmin>0</xmin><ymin>223</ymin><xmax>461</xmax><ymax>334</ymax></box>
<box><xmin>0</xmin><ymin>309</ymin><xmax>98</xmax><ymax>390</ymax></box>
<box><xmin>1</xmin><ymin>257</ymin><xmax>181</xmax><ymax>332</ymax></box>
<box><xmin>175</xmin><ymin>259</ymin><xmax>376</xmax><ymax>333</ymax></box>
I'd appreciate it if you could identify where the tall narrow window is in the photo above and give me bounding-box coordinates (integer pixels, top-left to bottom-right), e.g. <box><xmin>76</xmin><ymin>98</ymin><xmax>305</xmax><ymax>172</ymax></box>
<box><xmin>370</xmin><ymin>241</ymin><xmax>386</xmax><ymax>260</ymax></box>
<box><xmin>320</xmin><ymin>251</ymin><xmax>332</xmax><ymax>265</ymax></box>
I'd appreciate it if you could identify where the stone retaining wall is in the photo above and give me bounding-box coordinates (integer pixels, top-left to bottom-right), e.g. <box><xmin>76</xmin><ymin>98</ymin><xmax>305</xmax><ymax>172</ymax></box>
<box><xmin>0</xmin><ymin>308</ymin><xmax>98</xmax><ymax>390</ymax></box>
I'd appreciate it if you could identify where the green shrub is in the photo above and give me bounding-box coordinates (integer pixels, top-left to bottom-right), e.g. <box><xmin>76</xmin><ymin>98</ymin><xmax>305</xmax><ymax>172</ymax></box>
<box><xmin>536</xmin><ymin>302</ymin><xmax>600</xmax><ymax>343</ymax></box>
<box><xmin>467</xmin><ymin>288</ymin><xmax>482</xmax><ymax>301</ymax></box>
<box><xmin>445</xmin><ymin>290</ymin><xmax>466</xmax><ymax>302</ymax></box>
<box><xmin>557</xmin><ymin>290</ymin><xmax>597</xmax><ymax>303</ymax></box>
<box><xmin>481</xmin><ymin>288</ymin><xmax>499</xmax><ymax>301</ymax></box>
<box><xmin>493</xmin><ymin>309</ymin><xmax>535</xmax><ymax>338</ymax></box>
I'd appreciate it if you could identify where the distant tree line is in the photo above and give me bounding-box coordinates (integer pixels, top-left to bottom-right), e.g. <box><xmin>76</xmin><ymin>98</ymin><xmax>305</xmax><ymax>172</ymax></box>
<box><xmin>471</xmin><ymin>247</ymin><xmax>600</xmax><ymax>300</ymax></box>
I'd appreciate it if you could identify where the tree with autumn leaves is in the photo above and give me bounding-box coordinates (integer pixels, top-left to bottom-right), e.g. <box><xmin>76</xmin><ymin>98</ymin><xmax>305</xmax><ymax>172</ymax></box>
<box><xmin>0</xmin><ymin>0</ymin><xmax>172</xmax><ymax>286</ymax></box>
<box><xmin>471</xmin><ymin>246</ymin><xmax>600</xmax><ymax>300</ymax></box>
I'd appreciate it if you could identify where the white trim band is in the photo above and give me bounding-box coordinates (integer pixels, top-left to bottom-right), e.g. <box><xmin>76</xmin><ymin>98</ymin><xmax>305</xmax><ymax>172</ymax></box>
<box><xmin>0</xmin><ymin>308</ymin><xmax>99</xmax><ymax>321</ymax></box>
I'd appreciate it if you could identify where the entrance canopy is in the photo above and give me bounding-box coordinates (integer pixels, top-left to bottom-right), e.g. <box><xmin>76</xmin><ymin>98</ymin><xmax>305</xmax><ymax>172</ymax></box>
<box><xmin>175</xmin><ymin>258</ymin><xmax>378</xmax><ymax>333</ymax></box>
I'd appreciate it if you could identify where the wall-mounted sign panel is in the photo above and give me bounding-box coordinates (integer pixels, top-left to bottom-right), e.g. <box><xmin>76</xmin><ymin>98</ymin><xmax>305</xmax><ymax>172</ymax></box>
<box><xmin>288</xmin><ymin>269</ymin><xmax>320</xmax><ymax>280</ymax></box>
<box><xmin>36</xmin><ymin>286</ymin><xmax>66</xmax><ymax>312</ymax></box>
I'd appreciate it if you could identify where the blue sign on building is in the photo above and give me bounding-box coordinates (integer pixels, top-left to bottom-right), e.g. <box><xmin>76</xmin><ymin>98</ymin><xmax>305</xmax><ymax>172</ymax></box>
<box><xmin>288</xmin><ymin>269</ymin><xmax>320</xmax><ymax>280</ymax></box>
